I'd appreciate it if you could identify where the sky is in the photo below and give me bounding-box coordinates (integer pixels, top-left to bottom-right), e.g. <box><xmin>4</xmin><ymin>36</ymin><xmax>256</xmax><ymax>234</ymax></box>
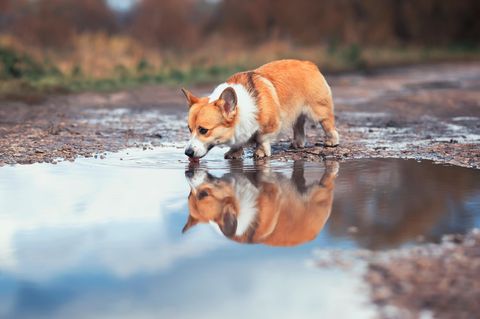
<box><xmin>106</xmin><ymin>0</ymin><xmax>138</xmax><ymax>12</ymax></box>
<box><xmin>106</xmin><ymin>0</ymin><xmax>222</xmax><ymax>11</ymax></box>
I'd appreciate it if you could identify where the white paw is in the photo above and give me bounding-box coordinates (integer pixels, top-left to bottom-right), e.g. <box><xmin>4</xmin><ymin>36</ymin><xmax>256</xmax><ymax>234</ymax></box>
<box><xmin>254</xmin><ymin>148</ymin><xmax>267</xmax><ymax>158</ymax></box>
<box><xmin>325</xmin><ymin>161</ymin><xmax>339</xmax><ymax>176</ymax></box>
<box><xmin>324</xmin><ymin>131</ymin><xmax>339</xmax><ymax>147</ymax></box>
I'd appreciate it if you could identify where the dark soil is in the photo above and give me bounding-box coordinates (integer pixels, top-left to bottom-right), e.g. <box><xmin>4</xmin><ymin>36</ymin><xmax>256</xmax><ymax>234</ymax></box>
<box><xmin>0</xmin><ymin>86</ymin><xmax>189</xmax><ymax>165</ymax></box>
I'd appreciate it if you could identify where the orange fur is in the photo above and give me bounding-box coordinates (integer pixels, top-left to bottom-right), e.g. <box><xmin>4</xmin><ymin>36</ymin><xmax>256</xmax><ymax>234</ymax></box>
<box><xmin>183</xmin><ymin>59</ymin><xmax>339</xmax><ymax>159</ymax></box>
<box><xmin>184</xmin><ymin>162</ymin><xmax>338</xmax><ymax>246</ymax></box>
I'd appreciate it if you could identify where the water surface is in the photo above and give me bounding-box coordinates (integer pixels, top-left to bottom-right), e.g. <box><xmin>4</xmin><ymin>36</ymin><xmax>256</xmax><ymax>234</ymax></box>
<box><xmin>0</xmin><ymin>148</ymin><xmax>479</xmax><ymax>319</ymax></box>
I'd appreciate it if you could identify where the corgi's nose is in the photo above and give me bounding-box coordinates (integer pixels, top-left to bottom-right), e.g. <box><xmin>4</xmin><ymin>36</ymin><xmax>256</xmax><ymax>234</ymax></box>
<box><xmin>185</xmin><ymin>170</ymin><xmax>194</xmax><ymax>178</ymax></box>
<box><xmin>185</xmin><ymin>148</ymin><xmax>195</xmax><ymax>158</ymax></box>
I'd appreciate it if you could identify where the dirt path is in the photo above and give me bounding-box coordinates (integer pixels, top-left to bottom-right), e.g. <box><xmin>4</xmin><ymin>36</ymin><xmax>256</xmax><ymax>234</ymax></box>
<box><xmin>0</xmin><ymin>62</ymin><xmax>479</xmax><ymax>167</ymax></box>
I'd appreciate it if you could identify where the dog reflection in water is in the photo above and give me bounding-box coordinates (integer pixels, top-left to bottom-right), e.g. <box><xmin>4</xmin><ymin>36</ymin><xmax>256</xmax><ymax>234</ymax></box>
<box><xmin>183</xmin><ymin>161</ymin><xmax>338</xmax><ymax>246</ymax></box>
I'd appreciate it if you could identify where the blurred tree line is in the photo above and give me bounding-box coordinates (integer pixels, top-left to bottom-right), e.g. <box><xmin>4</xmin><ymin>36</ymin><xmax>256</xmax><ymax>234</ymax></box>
<box><xmin>0</xmin><ymin>0</ymin><xmax>478</xmax><ymax>91</ymax></box>
<box><xmin>0</xmin><ymin>0</ymin><xmax>478</xmax><ymax>50</ymax></box>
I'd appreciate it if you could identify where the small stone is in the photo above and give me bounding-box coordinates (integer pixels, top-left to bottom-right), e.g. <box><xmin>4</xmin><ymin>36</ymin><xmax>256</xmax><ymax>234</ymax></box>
<box><xmin>348</xmin><ymin>226</ymin><xmax>358</xmax><ymax>234</ymax></box>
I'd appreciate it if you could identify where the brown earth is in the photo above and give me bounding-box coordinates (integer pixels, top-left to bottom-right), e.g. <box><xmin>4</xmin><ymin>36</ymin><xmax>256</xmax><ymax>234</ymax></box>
<box><xmin>366</xmin><ymin>230</ymin><xmax>480</xmax><ymax>319</ymax></box>
<box><xmin>1</xmin><ymin>62</ymin><xmax>479</xmax><ymax>168</ymax></box>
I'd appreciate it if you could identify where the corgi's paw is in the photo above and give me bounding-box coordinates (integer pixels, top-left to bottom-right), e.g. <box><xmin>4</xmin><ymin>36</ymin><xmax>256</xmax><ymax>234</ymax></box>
<box><xmin>254</xmin><ymin>148</ymin><xmax>267</xmax><ymax>159</ymax></box>
<box><xmin>255</xmin><ymin>140</ymin><xmax>271</xmax><ymax>159</ymax></box>
<box><xmin>290</xmin><ymin>140</ymin><xmax>305</xmax><ymax>149</ymax></box>
<box><xmin>324</xmin><ymin>160</ymin><xmax>339</xmax><ymax>176</ymax></box>
<box><xmin>224</xmin><ymin>147</ymin><xmax>244</xmax><ymax>159</ymax></box>
<box><xmin>324</xmin><ymin>130</ymin><xmax>339</xmax><ymax>147</ymax></box>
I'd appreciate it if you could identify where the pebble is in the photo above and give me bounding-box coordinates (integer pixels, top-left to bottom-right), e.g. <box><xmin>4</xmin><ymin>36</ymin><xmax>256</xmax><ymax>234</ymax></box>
<box><xmin>348</xmin><ymin>226</ymin><xmax>358</xmax><ymax>234</ymax></box>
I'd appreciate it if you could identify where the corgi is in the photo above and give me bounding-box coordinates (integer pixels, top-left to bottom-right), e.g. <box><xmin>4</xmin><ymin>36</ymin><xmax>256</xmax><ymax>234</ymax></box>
<box><xmin>183</xmin><ymin>161</ymin><xmax>338</xmax><ymax>246</ymax></box>
<box><xmin>182</xmin><ymin>59</ymin><xmax>339</xmax><ymax>159</ymax></box>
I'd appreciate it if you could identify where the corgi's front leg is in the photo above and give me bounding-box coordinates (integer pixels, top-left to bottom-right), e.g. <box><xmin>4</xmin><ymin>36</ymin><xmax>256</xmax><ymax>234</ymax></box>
<box><xmin>254</xmin><ymin>135</ymin><xmax>272</xmax><ymax>158</ymax></box>
<box><xmin>224</xmin><ymin>146</ymin><xmax>244</xmax><ymax>159</ymax></box>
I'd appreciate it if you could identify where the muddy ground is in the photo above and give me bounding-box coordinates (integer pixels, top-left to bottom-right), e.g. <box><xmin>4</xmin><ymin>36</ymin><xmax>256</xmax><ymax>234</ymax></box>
<box><xmin>367</xmin><ymin>230</ymin><xmax>480</xmax><ymax>318</ymax></box>
<box><xmin>1</xmin><ymin>62</ymin><xmax>479</xmax><ymax>318</ymax></box>
<box><xmin>0</xmin><ymin>62</ymin><xmax>479</xmax><ymax>167</ymax></box>
<box><xmin>316</xmin><ymin>229</ymin><xmax>480</xmax><ymax>319</ymax></box>
<box><xmin>366</xmin><ymin>230</ymin><xmax>480</xmax><ymax>319</ymax></box>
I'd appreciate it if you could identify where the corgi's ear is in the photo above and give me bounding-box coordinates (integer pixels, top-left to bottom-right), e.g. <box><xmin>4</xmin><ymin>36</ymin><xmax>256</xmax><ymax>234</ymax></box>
<box><xmin>182</xmin><ymin>215</ymin><xmax>199</xmax><ymax>233</ymax></box>
<box><xmin>219</xmin><ymin>204</ymin><xmax>237</xmax><ymax>238</ymax></box>
<box><xmin>181</xmin><ymin>88</ymin><xmax>199</xmax><ymax>107</ymax></box>
<box><xmin>217</xmin><ymin>87</ymin><xmax>237</xmax><ymax>114</ymax></box>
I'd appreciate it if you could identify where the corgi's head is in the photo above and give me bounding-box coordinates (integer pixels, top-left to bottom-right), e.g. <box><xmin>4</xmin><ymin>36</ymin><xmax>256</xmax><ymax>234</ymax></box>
<box><xmin>182</xmin><ymin>87</ymin><xmax>238</xmax><ymax>159</ymax></box>
<box><xmin>183</xmin><ymin>169</ymin><xmax>239</xmax><ymax>237</ymax></box>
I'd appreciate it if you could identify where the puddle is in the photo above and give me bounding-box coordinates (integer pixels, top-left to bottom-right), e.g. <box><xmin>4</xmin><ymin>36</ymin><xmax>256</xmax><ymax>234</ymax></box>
<box><xmin>0</xmin><ymin>148</ymin><xmax>479</xmax><ymax>318</ymax></box>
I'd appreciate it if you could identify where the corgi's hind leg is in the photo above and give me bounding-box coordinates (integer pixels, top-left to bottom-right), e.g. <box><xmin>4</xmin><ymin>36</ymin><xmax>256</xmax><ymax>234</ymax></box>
<box><xmin>309</xmin><ymin>97</ymin><xmax>339</xmax><ymax>147</ymax></box>
<box><xmin>291</xmin><ymin>160</ymin><xmax>307</xmax><ymax>193</ymax></box>
<box><xmin>291</xmin><ymin>114</ymin><xmax>306</xmax><ymax>149</ymax></box>
<box><xmin>320</xmin><ymin>115</ymin><xmax>339</xmax><ymax>147</ymax></box>
<box><xmin>321</xmin><ymin>160</ymin><xmax>339</xmax><ymax>186</ymax></box>
<box><xmin>308</xmin><ymin>160</ymin><xmax>338</xmax><ymax>213</ymax></box>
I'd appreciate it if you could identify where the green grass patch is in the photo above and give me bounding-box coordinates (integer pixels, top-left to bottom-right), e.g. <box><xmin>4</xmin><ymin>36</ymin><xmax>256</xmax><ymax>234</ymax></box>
<box><xmin>0</xmin><ymin>44</ymin><xmax>479</xmax><ymax>102</ymax></box>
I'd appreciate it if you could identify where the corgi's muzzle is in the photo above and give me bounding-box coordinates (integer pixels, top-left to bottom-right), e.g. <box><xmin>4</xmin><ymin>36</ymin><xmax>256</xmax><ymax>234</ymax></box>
<box><xmin>184</xmin><ymin>148</ymin><xmax>195</xmax><ymax>158</ymax></box>
<box><xmin>185</xmin><ymin>136</ymin><xmax>207</xmax><ymax>158</ymax></box>
<box><xmin>185</xmin><ymin>169</ymin><xmax>208</xmax><ymax>188</ymax></box>
<box><xmin>184</xmin><ymin>137</ymin><xmax>214</xmax><ymax>159</ymax></box>
<box><xmin>185</xmin><ymin>169</ymin><xmax>216</xmax><ymax>189</ymax></box>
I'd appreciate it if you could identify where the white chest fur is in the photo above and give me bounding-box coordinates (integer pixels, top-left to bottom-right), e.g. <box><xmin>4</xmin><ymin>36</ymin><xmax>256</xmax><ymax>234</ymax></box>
<box><xmin>209</xmin><ymin>83</ymin><xmax>259</xmax><ymax>147</ymax></box>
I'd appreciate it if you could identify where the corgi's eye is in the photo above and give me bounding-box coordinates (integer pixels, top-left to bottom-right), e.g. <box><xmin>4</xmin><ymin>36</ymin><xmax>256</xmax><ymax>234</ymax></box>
<box><xmin>188</xmin><ymin>126</ymin><xmax>192</xmax><ymax>133</ymax></box>
<box><xmin>198</xmin><ymin>190</ymin><xmax>209</xmax><ymax>200</ymax></box>
<box><xmin>198</xmin><ymin>127</ymin><xmax>208</xmax><ymax>135</ymax></box>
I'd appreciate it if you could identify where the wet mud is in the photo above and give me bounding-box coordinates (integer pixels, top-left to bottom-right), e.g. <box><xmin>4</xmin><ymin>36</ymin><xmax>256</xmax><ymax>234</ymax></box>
<box><xmin>366</xmin><ymin>230</ymin><xmax>480</xmax><ymax>319</ymax></box>
<box><xmin>0</xmin><ymin>63</ymin><xmax>479</xmax><ymax>168</ymax></box>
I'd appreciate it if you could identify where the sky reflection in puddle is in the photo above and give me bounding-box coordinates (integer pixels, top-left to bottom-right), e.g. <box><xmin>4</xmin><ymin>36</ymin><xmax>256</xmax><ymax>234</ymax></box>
<box><xmin>0</xmin><ymin>147</ymin><xmax>479</xmax><ymax>319</ymax></box>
